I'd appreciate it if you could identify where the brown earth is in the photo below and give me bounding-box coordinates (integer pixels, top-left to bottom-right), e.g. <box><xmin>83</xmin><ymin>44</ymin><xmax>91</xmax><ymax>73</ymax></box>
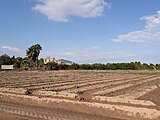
<box><xmin>138</xmin><ymin>87</ymin><xmax>160</xmax><ymax>106</ymax></box>
<box><xmin>0</xmin><ymin>100</ymin><xmax>122</xmax><ymax>120</ymax></box>
<box><xmin>0</xmin><ymin>70</ymin><xmax>160</xmax><ymax>119</ymax></box>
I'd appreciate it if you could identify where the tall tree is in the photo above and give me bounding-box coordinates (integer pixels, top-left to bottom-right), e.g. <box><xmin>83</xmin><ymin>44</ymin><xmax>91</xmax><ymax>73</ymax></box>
<box><xmin>14</xmin><ymin>57</ymin><xmax>23</xmax><ymax>69</ymax></box>
<box><xmin>26</xmin><ymin>44</ymin><xmax>42</xmax><ymax>68</ymax></box>
<box><xmin>0</xmin><ymin>54</ymin><xmax>12</xmax><ymax>66</ymax></box>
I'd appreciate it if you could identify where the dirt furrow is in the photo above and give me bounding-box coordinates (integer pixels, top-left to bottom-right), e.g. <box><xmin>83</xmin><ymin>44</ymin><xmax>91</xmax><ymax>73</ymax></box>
<box><xmin>0</xmin><ymin>101</ymin><xmax>116</xmax><ymax>120</ymax></box>
<box><xmin>0</xmin><ymin>105</ymin><xmax>57</xmax><ymax>120</ymax></box>
<box><xmin>138</xmin><ymin>87</ymin><xmax>160</xmax><ymax>106</ymax></box>
<box><xmin>0</xmin><ymin>74</ymin><xmax>124</xmax><ymax>88</ymax></box>
<box><xmin>63</xmin><ymin>75</ymin><xmax>157</xmax><ymax>94</ymax></box>
<box><xmin>44</xmin><ymin>75</ymin><xmax>145</xmax><ymax>92</ymax></box>
<box><xmin>74</xmin><ymin>75</ymin><xmax>157</xmax><ymax>95</ymax></box>
<box><xmin>98</xmin><ymin>76</ymin><xmax>160</xmax><ymax>96</ymax></box>
<box><xmin>26</xmin><ymin>76</ymin><xmax>125</xmax><ymax>90</ymax></box>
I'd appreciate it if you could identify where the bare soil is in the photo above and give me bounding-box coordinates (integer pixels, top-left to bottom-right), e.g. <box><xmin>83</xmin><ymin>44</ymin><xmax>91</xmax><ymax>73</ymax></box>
<box><xmin>0</xmin><ymin>70</ymin><xmax>160</xmax><ymax>119</ymax></box>
<box><xmin>0</xmin><ymin>100</ymin><xmax>122</xmax><ymax>120</ymax></box>
<box><xmin>138</xmin><ymin>87</ymin><xmax>160</xmax><ymax>106</ymax></box>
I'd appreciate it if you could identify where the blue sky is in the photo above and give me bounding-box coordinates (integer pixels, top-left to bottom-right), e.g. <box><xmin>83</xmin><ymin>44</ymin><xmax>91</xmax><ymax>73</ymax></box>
<box><xmin>0</xmin><ymin>0</ymin><xmax>160</xmax><ymax>63</ymax></box>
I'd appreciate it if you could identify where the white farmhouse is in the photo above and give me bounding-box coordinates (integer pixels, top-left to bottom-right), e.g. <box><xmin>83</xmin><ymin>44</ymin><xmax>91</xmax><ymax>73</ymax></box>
<box><xmin>44</xmin><ymin>57</ymin><xmax>58</xmax><ymax>64</ymax></box>
<box><xmin>44</xmin><ymin>57</ymin><xmax>74</xmax><ymax>65</ymax></box>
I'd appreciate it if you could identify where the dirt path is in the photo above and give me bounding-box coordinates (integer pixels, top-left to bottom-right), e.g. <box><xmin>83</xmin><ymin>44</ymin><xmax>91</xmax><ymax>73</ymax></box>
<box><xmin>0</xmin><ymin>100</ymin><xmax>123</xmax><ymax>120</ymax></box>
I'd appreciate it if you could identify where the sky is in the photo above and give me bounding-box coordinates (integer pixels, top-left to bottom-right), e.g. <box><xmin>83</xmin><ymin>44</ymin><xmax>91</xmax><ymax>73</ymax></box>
<box><xmin>0</xmin><ymin>0</ymin><xmax>160</xmax><ymax>64</ymax></box>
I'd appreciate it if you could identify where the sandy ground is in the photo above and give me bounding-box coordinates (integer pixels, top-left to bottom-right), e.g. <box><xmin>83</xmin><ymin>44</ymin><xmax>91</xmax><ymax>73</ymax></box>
<box><xmin>139</xmin><ymin>88</ymin><xmax>160</xmax><ymax>106</ymax></box>
<box><xmin>0</xmin><ymin>100</ymin><xmax>123</xmax><ymax>120</ymax></box>
<box><xmin>0</xmin><ymin>70</ymin><xmax>160</xmax><ymax>120</ymax></box>
<box><xmin>0</xmin><ymin>112</ymin><xmax>30</xmax><ymax>120</ymax></box>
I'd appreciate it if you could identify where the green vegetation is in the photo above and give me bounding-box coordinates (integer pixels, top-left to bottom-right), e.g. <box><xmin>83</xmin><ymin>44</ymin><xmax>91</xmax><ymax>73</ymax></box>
<box><xmin>0</xmin><ymin>55</ymin><xmax>160</xmax><ymax>70</ymax></box>
<box><xmin>0</xmin><ymin>54</ymin><xmax>12</xmax><ymax>65</ymax></box>
<box><xmin>46</xmin><ymin>62</ymin><xmax>59</xmax><ymax>70</ymax></box>
<box><xmin>0</xmin><ymin>44</ymin><xmax>160</xmax><ymax>70</ymax></box>
<box><xmin>26</xmin><ymin>44</ymin><xmax>42</xmax><ymax>68</ymax></box>
<box><xmin>0</xmin><ymin>44</ymin><xmax>43</xmax><ymax>70</ymax></box>
<box><xmin>67</xmin><ymin>62</ymin><xmax>160</xmax><ymax>70</ymax></box>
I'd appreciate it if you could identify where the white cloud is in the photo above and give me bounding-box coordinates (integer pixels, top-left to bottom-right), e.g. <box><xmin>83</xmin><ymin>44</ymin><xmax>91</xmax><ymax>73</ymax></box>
<box><xmin>33</xmin><ymin>0</ymin><xmax>110</xmax><ymax>22</ymax></box>
<box><xmin>113</xmin><ymin>31</ymin><xmax>160</xmax><ymax>43</ymax></box>
<box><xmin>113</xmin><ymin>10</ymin><xmax>160</xmax><ymax>43</ymax></box>
<box><xmin>0</xmin><ymin>45</ymin><xmax>19</xmax><ymax>52</ymax></box>
<box><xmin>141</xmin><ymin>10</ymin><xmax>160</xmax><ymax>31</ymax></box>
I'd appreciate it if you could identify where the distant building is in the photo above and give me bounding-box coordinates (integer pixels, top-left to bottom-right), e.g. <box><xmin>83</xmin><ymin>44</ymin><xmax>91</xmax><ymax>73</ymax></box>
<box><xmin>44</xmin><ymin>57</ymin><xmax>74</xmax><ymax>65</ymax></box>
<box><xmin>44</xmin><ymin>57</ymin><xmax>57</xmax><ymax>64</ymax></box>
<box><xmin>1</xmin><ymin>65</ymin><xmax>13</xmax><ymax>70</ymax></box>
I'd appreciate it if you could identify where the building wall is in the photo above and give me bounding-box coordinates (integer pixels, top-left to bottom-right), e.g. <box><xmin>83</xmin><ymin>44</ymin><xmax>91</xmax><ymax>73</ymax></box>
<box><xmin>44</xmin><ymin>57</ymin><xmax>57</xmax><ymax>64</ymax></box>
<box><xmin>44</xmin><ymin>57</ymin><xmax>73</xmax><ymax>65</ymax></box>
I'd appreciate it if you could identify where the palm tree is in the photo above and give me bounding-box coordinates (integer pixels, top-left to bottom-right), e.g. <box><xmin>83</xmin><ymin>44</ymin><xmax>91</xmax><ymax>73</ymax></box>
<box><xmin>26</xmin><ymin>44</ymin><xmax>42</xmax><ymax>68</ymax></box>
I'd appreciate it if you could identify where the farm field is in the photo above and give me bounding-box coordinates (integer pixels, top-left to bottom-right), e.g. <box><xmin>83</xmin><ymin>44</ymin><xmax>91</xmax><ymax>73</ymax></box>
<box><xmin>0</xmin><ymin>70</ymin><xmax>160</xmax><ymax>120</ymax></box>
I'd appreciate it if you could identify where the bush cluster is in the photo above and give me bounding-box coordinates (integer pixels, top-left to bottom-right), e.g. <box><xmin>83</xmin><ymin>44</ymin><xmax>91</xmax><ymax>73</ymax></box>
<box><xmin>45</xmin><ymin>62</ymin><xmax>159</xmax><ymax>70</ymax></box>
<box><xmin>0</xmin><ymin>54</ymin><xmax>159</xmax><ymax>70</ymax></box>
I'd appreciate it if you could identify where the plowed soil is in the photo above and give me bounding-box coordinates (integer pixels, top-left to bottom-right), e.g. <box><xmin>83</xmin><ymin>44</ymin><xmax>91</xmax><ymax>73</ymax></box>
<box><xmin>0</xmin><ymin>100</ymin><xmax>122</xmax><ymax>120</ymax></box>
<box><xmin>0</xmin><ymin>70</ymin><xmax>160</xmax><ymax>119</ymax></box>
<box><xmin>138</xmin><ymin>88</ymin><xmax>160</xmax><ymax>106</ymax></box>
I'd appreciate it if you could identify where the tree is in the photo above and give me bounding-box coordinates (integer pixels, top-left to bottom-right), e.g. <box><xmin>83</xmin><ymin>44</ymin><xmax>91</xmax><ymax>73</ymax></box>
<box><xmin>58</xmin><ymin>64</ymin><xmax>69</xmax><ymax>70</ymax></box>
<box><xmin>26</xmin><ymin>44</ymin><xmax>42</xmax><ymax>68</ymax></box>
<box><xmin>13</xmin><ymin>57</ymin><xmax>23</xmax><ymax>69</ymax></box>
<box><xmin>69</xmin><ymin>63</ymin><xmax>79</xmax><ymax>70</ymax></box>
<box><xmin>0</xmin><ymin>54</ymin><xmax>12</xmax><ymax>65</ymax></box>
<box><xmin>39</xmin><ymin>58</ymin><xmax>44</xmax><ymax>68</ymax></box>
<box><xmin>20</xmin><ymin>58</ymin><xmax>30</xmax><ymax>70</ymax></box>
<box><xmin>46</xmin><ymin>62</ymin><xmax>59</xmax><ymax>70</ymax></box>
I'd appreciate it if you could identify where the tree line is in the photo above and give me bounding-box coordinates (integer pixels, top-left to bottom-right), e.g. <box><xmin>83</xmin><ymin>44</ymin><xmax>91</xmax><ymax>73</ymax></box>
<box><xmin>0</xmin><ymin>44</ymin><xmax>160</xmax><ymax>70</ymax></box>
<box><xmin>45</xmin><ymin>62</ymin><xmax>160</xmax><ymax>70</ymax></box>
<box><xmin>0</xmin><ymin>44</ymin><xmax>43</xmax><ymax>70</ymax></box>
<box><xmin>1</xmin><ymin>54</ymin><xmax>160</xmax><ymax>70</ymax></box>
